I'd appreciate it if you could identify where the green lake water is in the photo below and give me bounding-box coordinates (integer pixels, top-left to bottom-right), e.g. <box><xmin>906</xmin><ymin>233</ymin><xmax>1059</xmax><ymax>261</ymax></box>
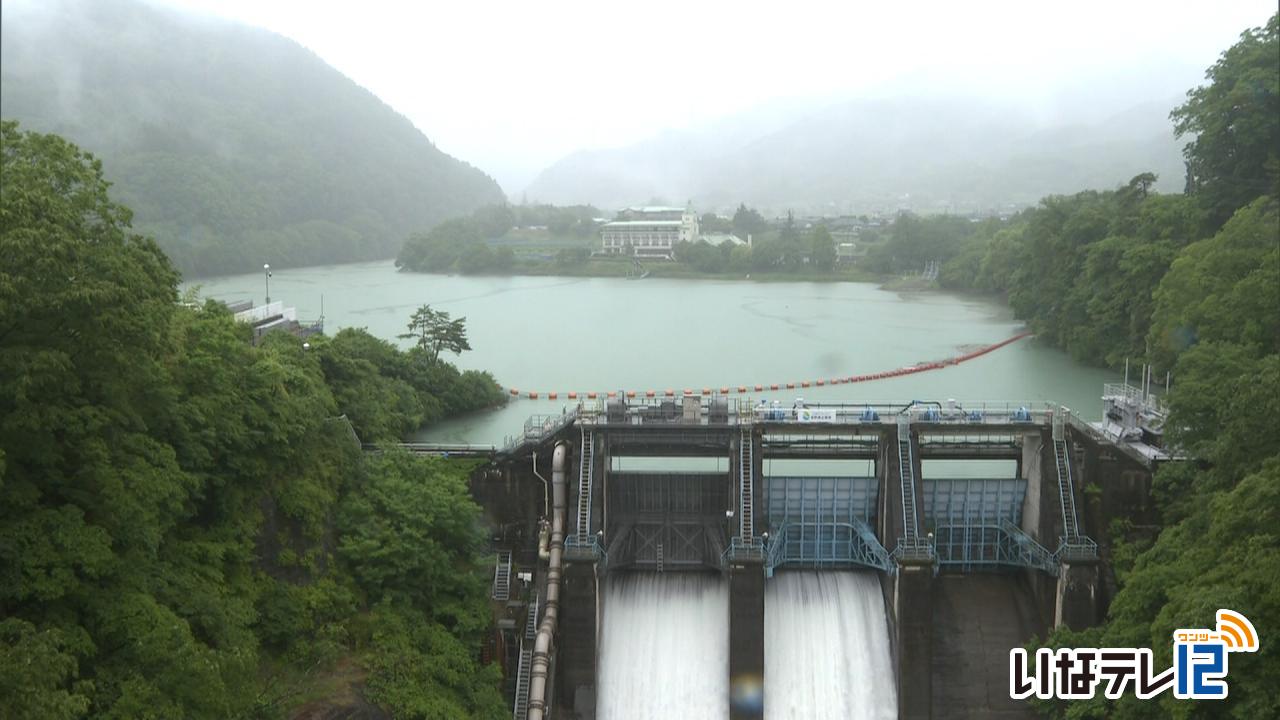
<box><xmin>187</xmin><ymin>260</ymin><xmax>1118</xmax><ymax>445</ymax></box>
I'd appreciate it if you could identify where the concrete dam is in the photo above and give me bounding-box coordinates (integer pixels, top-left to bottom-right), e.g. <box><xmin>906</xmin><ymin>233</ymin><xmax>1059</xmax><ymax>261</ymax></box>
<box><xmin>452</xmin><ymin>392</ymin><xmax>1165</xmax><ymax>719</ymax></box>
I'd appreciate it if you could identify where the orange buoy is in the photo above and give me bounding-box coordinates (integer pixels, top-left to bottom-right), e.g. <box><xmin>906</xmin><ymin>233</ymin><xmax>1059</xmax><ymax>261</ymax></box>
<box><xmin>771</xmin><ymin>384</ymin><xmax>779</xmax><ymax>390</ymax></box>
<box><xmin>626</xmin><ymin>390</ymin><xmax>636</xmax><ymax>398</ymax></box>
<box><xmin>587</xmin><ymin>391</ymin><xmax>598</xmax><ymax>399</ymax></box>
<box><xmin>738</xmin><ymin>385</ymin><xmax>747</xmax><ymax>393</ymax></box>
<box><xmin>786</xmin><ymin>382</ymin><xmax>796</xmax><ymax>389</ymax></box>
<box><xmin>665</xmin><ymin>389</ymin><xmax>675</xmax><ymax>397</ymax></box>
<box><xmin>755</xmin><ymin>384</ymin><xmax>764</xmax><ymax>392</ymax></box>
<box><xmin>568</xmin><ymin>391</ymin><xmax>578</xmax><ymax>400</ymax></box>
<box><xmin>684</xmin><ymin>389</ymin><xmax>694</xmax><ymax>396</ymax></box>
<box><xmin>646</xmin><ymin>390</ymin><xmax>656</xmax><ymax>398</ymax></box>
<box><xmin>720</xmin><ymin>387</ymin><xmax>730</xmax><ymax>394</ymax></box>
<box><xmin>529</xmin><ymin>391</ymin><xmax>539</xmax><ymax>399</ymax></box>
<box><xmin>816</xmin><ymin>380</ymin><xmax>824</xmax><ymax>386</ymax></box>
<box><xmin>549</xmin><ymin>391</ymin><xmax>558</xmax><ymax>400</ymax></box>
<box><xmin>510</xmin><ymin>388</ymin><xmax>519</xmax><ymax>396</ymax></box>
<box><xmin>702</xmin><ymin>387</ymin><xmax>712</xmax><ymax>396</ymax></box>
<box><xmin>607</xmin><ymin>391</ymin><xmax>617</xmax><ymax>398</ymax></box>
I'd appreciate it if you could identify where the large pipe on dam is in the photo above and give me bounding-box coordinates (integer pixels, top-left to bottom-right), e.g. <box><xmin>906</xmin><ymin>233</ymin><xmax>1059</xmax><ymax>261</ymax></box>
<box><xmin>528</xmin><ymin>440</ymin><xmax>567</xmax><ymax>720</ymax></box>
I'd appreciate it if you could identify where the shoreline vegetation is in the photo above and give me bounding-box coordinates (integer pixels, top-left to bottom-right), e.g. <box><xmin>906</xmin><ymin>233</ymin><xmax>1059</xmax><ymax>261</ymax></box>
<box><xmin>398</xmin><ymin>255</ymin><xmax>888</xmax><ymax>284</ymax></box>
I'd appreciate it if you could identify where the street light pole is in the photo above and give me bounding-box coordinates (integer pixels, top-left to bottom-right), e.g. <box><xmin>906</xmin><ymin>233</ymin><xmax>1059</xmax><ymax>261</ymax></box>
<box><xmin>264</xmin><ymin>263</ymin><xmax>271</xmax><ymax>304</ymax></box>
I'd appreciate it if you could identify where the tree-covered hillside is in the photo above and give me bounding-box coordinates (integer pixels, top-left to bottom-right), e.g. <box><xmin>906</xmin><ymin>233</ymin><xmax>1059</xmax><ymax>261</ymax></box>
<box><xmin>0</xmin><ymin>120</ymin><xmax>507</xmax><ymax>718</ymax></box>
<box><xmin>0</xmin><ymin>0</ymin><xmax>505</xmax><ymax>278</ymax></box>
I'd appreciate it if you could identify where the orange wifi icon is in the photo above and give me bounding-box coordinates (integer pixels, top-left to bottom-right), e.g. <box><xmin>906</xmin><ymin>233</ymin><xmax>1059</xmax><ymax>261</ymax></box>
<box><xmin>1216</xmin><ymin>610</ymin><xmax>1259</xmax><ymax>652</ymax></box>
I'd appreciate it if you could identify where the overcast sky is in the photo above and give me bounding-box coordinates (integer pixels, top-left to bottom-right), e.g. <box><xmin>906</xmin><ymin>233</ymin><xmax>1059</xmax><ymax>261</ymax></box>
<box><xmin>156</xmin><ymin>0</ymin><xmax>1275</xmax><ymax>194</ymax></box>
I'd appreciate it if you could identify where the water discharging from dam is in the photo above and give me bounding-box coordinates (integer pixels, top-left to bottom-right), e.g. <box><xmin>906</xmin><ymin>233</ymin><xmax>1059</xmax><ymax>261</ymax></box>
<box><xmin>766</xmin><ymin>571</ymin><xmax>897</xmax><ymax>720</ymax></box>
<box><xmin>598</xmin><ymin>571</ymin><xmax>893</xmax><ymax>718</ymax></box>
<box><xmin>598</xmin><ymin>573</ymin><xmax>729</xmax><ymax>720</ymax></box>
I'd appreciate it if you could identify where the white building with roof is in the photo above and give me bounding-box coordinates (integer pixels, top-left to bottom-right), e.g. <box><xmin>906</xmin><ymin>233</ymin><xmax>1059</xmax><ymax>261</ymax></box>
<box><xmin>599</xmin><ymin>205</ymin><xmax>699</xmax><ymax>259</ymax></box>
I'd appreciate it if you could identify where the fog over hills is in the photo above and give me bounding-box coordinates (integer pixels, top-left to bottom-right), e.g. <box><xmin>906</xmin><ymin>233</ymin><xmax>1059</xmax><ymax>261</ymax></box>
<box><xmin>0</xmin><ymin>0</ymin><xmax>505</xmax><ymax>277</ymax></box>
<box><xmin>524</xmin><ymin>94</ymin><xmax>1186</xmax><ymax>215</ymax></box>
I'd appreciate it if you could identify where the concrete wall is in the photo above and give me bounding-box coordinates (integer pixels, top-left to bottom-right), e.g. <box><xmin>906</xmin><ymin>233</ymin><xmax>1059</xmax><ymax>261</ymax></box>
<box><xmin>1018</xmin><ymin>430</ymin><xmax>1060</xmax><ymax>625</ymax></box>
<box><xmin>728</xmin><ymin>561</ymin><xmax>765</xmax><ymax>720</ymax></box>
<box><xmin>1073</xmin><ymin>430</ymin><xmax>1157</xmax><ymax>616</ymax></box>
<box><xmin>1054</xmin><ymin>561</ymin><xmax>1100</xmax><ymax>630</ymax></box>
<box><xmin>557</xmin><ymin>562</ymin><xmax>598</xmax><ymax>719</ymax></box>
<box><xmin>1018</xmin><ymin>430</ymin><xmax>1059</xmax><ymax>550</ymax></box>
<box><xmin>931</xmin><ymin>574</ymin><xmax>1041</xmax><ymax>719</ymax></box>
<box><xmin>894</xmin><ymin>561</ymin><xmax>933</xmax><ymax>720</ymax></box>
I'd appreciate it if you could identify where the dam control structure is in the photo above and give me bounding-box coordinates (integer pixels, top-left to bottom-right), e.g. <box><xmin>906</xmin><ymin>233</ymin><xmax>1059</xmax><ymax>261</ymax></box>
<box><xmin>412</xmin><ymin>391</ymin><xmax>1171</xmax><ymax>719</ymax></box>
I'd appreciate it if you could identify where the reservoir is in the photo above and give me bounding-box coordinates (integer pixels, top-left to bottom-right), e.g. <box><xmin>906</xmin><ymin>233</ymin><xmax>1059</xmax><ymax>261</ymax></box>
<box><xmin>187</xmin><ymin>260</ymin><xmax>1117</xmax><ymax>445</ymax></box>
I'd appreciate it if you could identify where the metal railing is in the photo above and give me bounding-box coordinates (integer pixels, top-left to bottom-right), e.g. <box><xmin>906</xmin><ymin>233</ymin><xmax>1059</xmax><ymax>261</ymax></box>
<box><xmin>764</xmin><ymin>519</ymin><xmax>893</xmax><ymax>574</ymax></box>
<box><xmin>897</xmin><ymin>416</ymin><xmax>922</xmax><ymax>548</ymax></box>
<box><xmin>492</xmin><ymin>550</ymin><xmax>512</xmax><ymax>601</ymax></box>
<box><xmin>1102</xmin><ymin>383</ymin><xmax>1168</xmax><ymax>415</ymax></box>
<box><xmin>502</xmin><ymin>407</ymin><xmax>582</xmax><ymax>453</ymax></box>
<box><xmin>1055</xmin><ymin>536</ymin><xmax>1100</xmax><ymax>563</ymax></box>
<box><xmin>752</xmin><ymin>400</ymin><xmax>1058</xmax><ymax>426</ymax></box>
<box><xmin>378</xmin><ymin>442</ymin><xmax>498</xmax><ymax>456</ymax></box>
<box><xmin>512</xmin><ymin>642</ymin><xmax>532</xmax><ymax>720</ymax></box>
<box><xmin>574</xmin><ymin>427</ymin><xmax>594</xmax><ymax>544</ymax></box>
<box><xmin>576</xmin><ymin>395</ymin><xmax>753</xmax><ymax>427</ymax></box>
<box><xmin>500</xmin><ymin>399</ymin><xmax>1062</xmax><ymax>455</ymax></box>
<box><xmin>739</xmin><ymin>425</ymin><xmax>754</xmax><ymax>540</ymax></box>
<box><xmin>722</xmin><ymin>536</ymin><xmax>766</xmax><ymax>564</ymax></box>
<box><xmin>892</xmin><ymin>535</ymin><xmax>937</xmax><ymax>563</ymax></box>
<box><xmin>932</xmin><ymin>520</ymin><xmax>1057</xmax><ymax>574</ymax></box>
<box><xmin>563</xmin><ymin>534</ymin><xmax>607</xmax><ymax>564</ymax></box>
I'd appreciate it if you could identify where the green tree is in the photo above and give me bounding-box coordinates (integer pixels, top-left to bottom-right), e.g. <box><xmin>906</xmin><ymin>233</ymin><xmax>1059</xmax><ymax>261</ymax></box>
<box><xmin>700</xmin><ymin>212</ymin><xmax>731</xmax><ymax>232</ymax></box>
<box><xmin>1172</xmin><ymin>13</ymin><xmax>1280</xmax><ymax>228</ymax></box>
<box><xmin>732</xmin><ymin>202</ymin><xmax>768</xmax><ymax>239</ymax></box>
<box><xmin>809</xmin><ymin>225</ymin><xmax>836</xmax><ymax>270</ymax></box>
<box><xmin>399</xmin><ymin>304</ymin><xmax>472</xmax><ymax>363</ymax></box>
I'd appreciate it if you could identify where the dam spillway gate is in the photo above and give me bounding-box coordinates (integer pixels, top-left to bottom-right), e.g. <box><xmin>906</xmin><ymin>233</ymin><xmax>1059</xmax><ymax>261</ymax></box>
<box><xmin>455</xmin><ymin>395</ymin><xmax>1164</xmax><ymax>719</ymax></box>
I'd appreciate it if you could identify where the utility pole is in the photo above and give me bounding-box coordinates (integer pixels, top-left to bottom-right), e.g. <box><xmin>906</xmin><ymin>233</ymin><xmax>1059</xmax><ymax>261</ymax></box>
<box><xmin>263</xmin><ymin>263</ymin><xmax>272</xmax><ymax>304</ymax></box>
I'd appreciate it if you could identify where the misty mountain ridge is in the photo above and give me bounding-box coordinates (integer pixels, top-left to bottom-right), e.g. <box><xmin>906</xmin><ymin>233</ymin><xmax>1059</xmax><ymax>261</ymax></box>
<box><xmin>1</xmin><ymin>0</ymin><xmax>504</xmax><ymax>277</ymax></box>
<box><xmin>524</xmin><ymin>94</ymin><xmax>1187</xmax><ymax>214</ymax></box>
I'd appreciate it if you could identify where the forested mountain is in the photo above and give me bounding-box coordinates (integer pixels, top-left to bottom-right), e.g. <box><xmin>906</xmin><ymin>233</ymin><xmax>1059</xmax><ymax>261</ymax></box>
<box><xmin>0</xmin><ymin>0</ymin><xmax>504</xmax><ymax>278</ymax></box>
<box><xmin>524</xmin><ymin>96</ymin><xmax>1185</xmax><ymax>214</ymax></box>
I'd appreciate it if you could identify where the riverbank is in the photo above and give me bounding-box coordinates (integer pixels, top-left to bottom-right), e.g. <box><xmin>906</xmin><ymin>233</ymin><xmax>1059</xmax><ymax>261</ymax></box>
<box><xmin>399</xmin><ymin>255</ymin><xmax>889</xmax><ymax>284</ymax></box>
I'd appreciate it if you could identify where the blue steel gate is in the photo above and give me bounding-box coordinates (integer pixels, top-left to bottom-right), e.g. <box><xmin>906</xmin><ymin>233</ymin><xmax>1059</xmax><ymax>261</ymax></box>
<box><xmin>762</xmin><ymin>476</ymin><xmax>892</xmax><ymax>575</ymax></box>
<box><xmin>923</xmin><ymin>478</ymin><xmax>1056</xmax><ymax>574</ymax></box>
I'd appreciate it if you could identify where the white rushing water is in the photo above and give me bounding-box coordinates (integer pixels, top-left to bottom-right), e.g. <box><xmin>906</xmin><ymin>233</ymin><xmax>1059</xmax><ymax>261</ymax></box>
<box><xmin>766</xmin><ymin>571</ymin><xmax>897</xmax><ymax>720</ymax></box>
<box><xmin>598</xmin><ymin>573</ymin><xmax>729</xmax><ymax>720</ymax></box>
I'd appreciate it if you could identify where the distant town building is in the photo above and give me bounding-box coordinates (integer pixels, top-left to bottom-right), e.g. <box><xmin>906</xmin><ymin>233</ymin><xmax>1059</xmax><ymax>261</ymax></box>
<box><xmin>599</xmin><ymin>205</ymin><xmax>699</xmax><ymax>259</ymax></box>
